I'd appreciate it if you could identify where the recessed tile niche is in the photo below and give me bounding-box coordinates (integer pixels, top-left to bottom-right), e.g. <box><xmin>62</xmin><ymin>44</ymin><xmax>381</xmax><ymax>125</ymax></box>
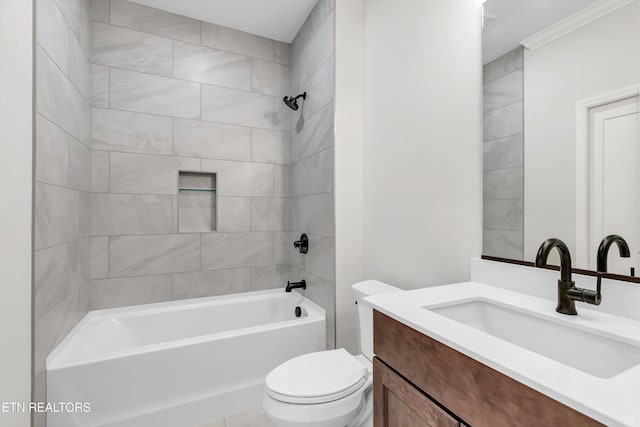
<box><xmin>178</xmin><ymin>172</ymin><xmax>216</xmax><ymax>233</ymax></box>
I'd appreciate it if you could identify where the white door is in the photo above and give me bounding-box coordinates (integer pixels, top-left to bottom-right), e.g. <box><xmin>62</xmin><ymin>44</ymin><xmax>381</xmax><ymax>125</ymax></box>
<box><xmin>589</xmin><ymin>96</ymin><xmax>640</xmax><ymax>275</ymax></box>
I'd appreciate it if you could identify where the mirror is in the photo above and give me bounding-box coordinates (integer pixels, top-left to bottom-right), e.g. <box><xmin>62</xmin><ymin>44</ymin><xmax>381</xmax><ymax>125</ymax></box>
<box><xmin>482</xmin><ymin>0</ymin><xmax>640</xmax><ymax>276</ymax></box>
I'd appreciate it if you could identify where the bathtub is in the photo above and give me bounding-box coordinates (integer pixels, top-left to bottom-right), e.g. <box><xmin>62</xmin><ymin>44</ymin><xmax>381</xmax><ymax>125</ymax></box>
<box><xmin>46</xmin><ymin>289</ymin><xmax>326</xmax><ymax>427</ymax></box>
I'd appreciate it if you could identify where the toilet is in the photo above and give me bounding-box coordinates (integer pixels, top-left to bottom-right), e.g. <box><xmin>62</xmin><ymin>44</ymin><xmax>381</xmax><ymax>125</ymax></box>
<box><xmin>263</xmin><ymin>280</ymin><xmax>401</xmax><ymax>427</ymax></box>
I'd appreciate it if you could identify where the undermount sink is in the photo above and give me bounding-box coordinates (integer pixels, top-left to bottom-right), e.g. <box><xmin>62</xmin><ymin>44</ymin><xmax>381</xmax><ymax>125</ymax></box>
<box><xmin>427</xmin><ymin>299</ymin><xmax>640</xmax><ymax>379</ymax></box>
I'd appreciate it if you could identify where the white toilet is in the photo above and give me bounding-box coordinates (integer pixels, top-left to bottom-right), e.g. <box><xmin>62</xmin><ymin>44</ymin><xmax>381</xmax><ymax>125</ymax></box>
<box><xmin>263</xmin><ymin>280</ymin><xmax>401</xmax><ymax>427</ymax></box>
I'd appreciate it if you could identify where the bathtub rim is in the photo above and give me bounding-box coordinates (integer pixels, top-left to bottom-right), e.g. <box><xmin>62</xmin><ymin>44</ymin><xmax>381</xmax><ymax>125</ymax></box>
<box><xmin>47</xmin><ymin>289</ymin><xmax>326</xmax><ymax>371</ymax></box>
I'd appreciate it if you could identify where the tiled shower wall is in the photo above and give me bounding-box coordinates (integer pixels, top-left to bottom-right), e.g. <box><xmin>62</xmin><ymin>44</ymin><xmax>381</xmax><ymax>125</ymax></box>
<box><xmin>88</xmin><ymin>0</ymin><xmax>295</xmax><ymax>308</ymax></box>
<box><xmin>33</xmin><ymin>2</ymin><xmax>336</xmax><ymax>417</ymax></box>
<box><xmin>287</xmin><ymin>0</ymin><xmax>336</xmax><ymax>348</ymax></box>
<box><xmin>482</xmin><ymin>47</ymin><xmax>524</xmax><ymax>260</ymax></box>
<box><xmin>33</xmin><ymin>0</ymin><xmax>92</xmax><ymax>422</ymax></box>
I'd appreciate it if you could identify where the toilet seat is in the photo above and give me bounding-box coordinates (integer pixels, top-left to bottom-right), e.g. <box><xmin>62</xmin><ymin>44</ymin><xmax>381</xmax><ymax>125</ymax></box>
<box><xmin>266</xmin><ymin>349</ymin><xmax>369</xmax><ymax>404</ymax></box>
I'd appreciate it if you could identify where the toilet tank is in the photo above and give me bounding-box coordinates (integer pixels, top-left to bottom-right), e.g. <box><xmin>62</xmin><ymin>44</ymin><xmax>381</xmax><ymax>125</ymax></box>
<box><xmin>352</xmin><ymin>281</ymin><xmax>402</xmax><ymax>361</ymax></box>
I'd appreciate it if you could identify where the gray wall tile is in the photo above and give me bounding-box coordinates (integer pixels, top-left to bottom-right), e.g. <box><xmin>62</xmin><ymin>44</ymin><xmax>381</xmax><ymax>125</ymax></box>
<box><xmin>251</xmin><ymin>59</ymin><xmax>290</xmax><ymax>97</ymax></box>
<box><xmin>91</xmin><ymin>150</ymin><xmax>110</xmax><ymax>192</ymax></box>
<box><xmin>110</xmin><ymin>152</ymin><xmax>199</xmax><ymax>194</ymax></box>
<box><xmin>109</xmin><ymin>0</ymin><xmax>201</xmax><ymax>44</ymax></box>
<box><xmin>173</xmin><ymin>268</ymin><xmax>251</xmax><ymax>299</ymax></box>
<box><xmin>483</xmin><ymin>167</ymin><xmax>523</xmax><ymax>200</ymax></box>
<box><xmin>483</xmin><ymin>199</ymin><xmax>524</xmax><ymax>231</ymax></box>
<box><xmin>482</xmin><ymin>48</ymin><xmax>524</xmax><ymax>260</ymax></box>
<box><xmin>37</xmin><ymin>46</ymin><xmax>91</xmax><ymax>145</ymax></box>
<box><xmin>291</xmin><ymin>13</ymin><xmax>333</xmax><ymax>91</ymax></box>
<box><xmin>91</xmin><ymin>236</ymin><xmax>109</xmax><ymax>279</ymax></box>
<box><xmin>34</xmin><ymin>287</ymin><xmax>89</xmax><ymax>386</ymax></box>
<box><xmin>483</xmin><ymin>101</ymin><xmax>523</xmax><ymax>141</ymax></box>
<box><xmin>251</xmin><ymin>197</ymin><xmax>288</xmax><ymax>231</ymax></box>
<box><xmin>302</xmin><ymin>272</ymin><xmax>335</xmax><ymax>349</ymax></box>
<box><xmin>274</xmin><ymin>231</ymin><xmax>303</xmax><ymax>268</ymax></box>
<box><xmin>483</xmin><ymin>133</ymin><xmax>523</xmax><ymax>171</ymax></box>
<box><xmin>35</xmin><ymin>183</ymin><xmax>89</xmax><ymax>250</ymax></box>
<box><xmin>69</xmin><ymin>32</ymin><xmax>92</xmax><ymax>100</ymax></box>
<box><xmin>35</xmin><ymin>239</ymin><xmax>89</xmax><ymax>317</ymax></box>
<box><xmin>483</xmin><ymin>229</ymin><xmax>524</xmax><ymax>260</ymax></box>
<box><xmin>274</xmin><ymin>41</ymin><xmax>291</xmax><ymax>66</ymax></box>
<box><xmin>90</xmin><ymin>0</ymin><xmax>109</xmax><ymax>23</ymax></box>
<box><xmin>273</xmin><ymin>98</ymin><xmax>291</xmax><ymax>131</ymax></box>
<box><xmin>251</xmin><ymin>129</ymin><xmax>289</xmax><ymax>164</ymax></box>
<box><xmin>173</xmin><ymin>118</ymin><xmax>251</xmax><ymax>161</ymax></box>
<box><xmin>178</xmin><ymin>191</ymin><xmax>215</xmax><ymax>233</ymax></box>
<box><xmin>290</xmin><ymin>148</ymin><xmax>333</xmax><ymax>197</ymax></box>
<box><xmin>34</xmin><ymin>0</ymin><xmax>92</xmax><ymax>398</ymax></box>
<box><xmin>201</xmin><ymin>159</ymin><xmax>273</xmax><ymax>197</ymax></box>
<box><xmin>36</xmin><ymin>115</ymin><xmax>90</xmax><ymax>192</ymax></box>
<box><xmin>299</xmin><ymin>55</ymin><xmax>334</xmax><ymax>118</ymax></box>
<box><xmin>91</xmin><ymin>64</ymin><xmax>109</xmax><ymax>107</ymax></box>
<box><xmin>290</xmin><ymin>101</ymin><xmax>334</xmax><ymax>162</ymax></box>
<box><xmin>91</xmin><ymin>274</ymin><xmax>173</xmax><ymax>309</ymax></box>
<box><xmin>91</xmin><ymin>22</ymin><xmax>173</xmax><ymax>75</ymax></box>
<box><xmin>483</xmin><ymin>46</ymin><xmax>523</xmax><ymax>84</ymax></box>
<box><xmin>37</xmin><ymin>0</ymin><xmax>71</xmax><ymax>75</ymax></box>
<box><xmin>274</xmin><ymin>165</ymin><xmax>290</xmax><ymax>197</ymax></box>
<box><xmin>110</xmin><ymin>68</ymin><xmax>200</xmax><ymax>118</ymax></box>
<box><xmin>109</xmin><ymin>234</ymin><xmax>200</xmax><ymax>277</ymax></box>
<box><xmin>173</xmin><ymin>41</ymin><xmax>251</xmax><ymax>90</ymax></box>
<box><xmin>201</xmin><ymin>232</ymin><xmax>274</xmax><ymax>270</ymax></box>
<box><xmin>303</xmin><ymin>234</ymin><xmax>335</xmax><ymax>282</ymax></box>
<box><xmin>217</xmin><ymin>197</ymin><xmax>251</xmax><ymax>232</ymax></box>
<box><xmin>53</xmin><ymin>0</ymin><xmax>91</xmax><ymax>52</ymax></box>
<box><xmin>251</xmin><ymin>264</ymin><xmax>299</xmax><ymax>291</ymax></box>
<box><xmin>201</xmin><ymin>84</ymin><xmax>274</xmax><ymax>129</ymax></box>
<box><xmin>92</xmin><ymin>108</ymin><xmax>173</xmax><ymax>154</ymax></box>
<box><xmin>291</xmin><ymin>0</ymin><xmax>333</xmax><ymax>67</ymax></box>
<box><xmin>92</xmin><ymin>193</ymin><xmax>174</xmax><ymax>235</ymax></box>
<box><xmin>287</xmin><ymin>1</ymin><xmax>335</xmax><ymax>348</ymax></box>
<box><xmin>201</xmin><ymin>22</ymin><xmax>274</xmax><ymax>61</ymax></box>
<box><xmin>483</xmin><ymin>70</ymin><xmax>523</xmax><ymax>113</ymax></box>
<box><xmin>75</xmin><ymin>3</ymin><xmax>336</xmax><ymax>351</ymax></box>
<box><xmin>290</xmin><ymin>193</ymin><xmax>334</xmax><ymax>237</ymax></box>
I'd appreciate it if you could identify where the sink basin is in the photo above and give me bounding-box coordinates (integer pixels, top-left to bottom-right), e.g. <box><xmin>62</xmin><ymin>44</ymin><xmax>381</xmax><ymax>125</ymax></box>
<box><xmin>427</xmin><ymin>299</ymin><xmax>640</xmax><ymax>378</ymax></box>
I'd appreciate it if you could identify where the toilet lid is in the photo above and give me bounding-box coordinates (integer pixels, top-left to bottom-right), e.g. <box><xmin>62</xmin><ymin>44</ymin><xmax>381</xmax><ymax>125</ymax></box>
<box><xmin>266</xmin><ymin>349</ymin><xmax>368</xmax><ymax>404</ymax></box>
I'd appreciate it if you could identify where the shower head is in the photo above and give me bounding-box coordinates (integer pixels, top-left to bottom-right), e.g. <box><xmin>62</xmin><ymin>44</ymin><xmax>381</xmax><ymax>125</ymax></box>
<box><xmin>283</xmin><ymin>92</ymin><xmax>307</xmax><ymax>111</ymax></box>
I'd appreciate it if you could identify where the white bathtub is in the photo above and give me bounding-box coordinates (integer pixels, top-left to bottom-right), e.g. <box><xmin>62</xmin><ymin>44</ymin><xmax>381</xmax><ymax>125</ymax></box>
<box><xmin>46</xmin><ymin>289</ymin><xmax>326</xmax><ymax>427</ymax></box>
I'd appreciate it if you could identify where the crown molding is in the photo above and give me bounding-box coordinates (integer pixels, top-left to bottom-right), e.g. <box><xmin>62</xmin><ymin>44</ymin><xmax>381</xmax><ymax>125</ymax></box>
<box><xmin>521</xmin><ymin>0</ymin><xmax>635</xmax><ymax>50</ymax></box>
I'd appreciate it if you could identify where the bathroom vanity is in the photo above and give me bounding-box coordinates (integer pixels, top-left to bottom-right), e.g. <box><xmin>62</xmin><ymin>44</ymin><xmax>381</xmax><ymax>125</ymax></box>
<box><xmin>373</xmin><ymin>311</ymin><xmax>600</xmax><ymax>426</ymax></box>
<box><xmin>367</xmin><ymin>258</ymin><xmax>640</xmax><ymax>427</ymax></box>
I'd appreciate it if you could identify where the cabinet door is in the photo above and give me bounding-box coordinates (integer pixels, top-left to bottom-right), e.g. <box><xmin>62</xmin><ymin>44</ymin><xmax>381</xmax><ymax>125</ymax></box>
<box><xmin>374</xmin><ymin>358</ymin><xmax>459</xmax><ymax>427</ymax></box>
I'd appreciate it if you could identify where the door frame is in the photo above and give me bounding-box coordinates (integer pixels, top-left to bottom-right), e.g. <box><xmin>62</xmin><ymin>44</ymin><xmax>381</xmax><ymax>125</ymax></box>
<box><xmin>574</xmin><ymin>85</ymin><xmax>640</xmax><ymax>267</ymax></box>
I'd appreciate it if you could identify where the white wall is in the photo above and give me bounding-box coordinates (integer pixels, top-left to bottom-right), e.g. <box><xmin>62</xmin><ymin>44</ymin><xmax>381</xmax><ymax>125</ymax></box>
<box><xmin>363</xmin><ymin>0</ymin><xmax>483</xmax><ymax>288</ymax></box>
<box><xmin>335</xmin><ymin>0</ymin><xmax>365</xmax><ymax>353</ymax></box>
<box><xmin>335</xmin><ymin>0</ymin><xmax>483</xmax><ymax>351</ymax></box>
<box><xmin>0</xmin><ymin>0</ymin><xmax>33</xmax><ymax>425</ymax></box>
<box><xmin>524</xmin><ymin>1</ymin><xmax>640</xmax><ymax>262</ymax></box>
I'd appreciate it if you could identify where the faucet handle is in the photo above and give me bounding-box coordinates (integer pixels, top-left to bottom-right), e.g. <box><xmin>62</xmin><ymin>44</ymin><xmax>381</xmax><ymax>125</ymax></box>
<box><xmin>566</xmin><ymin>277</ymin><xmax>602</xmax><ymax>306</ymax></box>
<box><xmin>293</xmin><ymin>233</ymin><xmax>309</xmax><ymax>254</ymax></box>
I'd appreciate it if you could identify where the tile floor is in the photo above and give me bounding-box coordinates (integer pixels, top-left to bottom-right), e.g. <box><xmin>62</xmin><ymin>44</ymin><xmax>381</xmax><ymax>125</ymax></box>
<box><xmin>199</xmin><ymin>407</ymin><xmax>276</xmax><ymax>427</ymax></box>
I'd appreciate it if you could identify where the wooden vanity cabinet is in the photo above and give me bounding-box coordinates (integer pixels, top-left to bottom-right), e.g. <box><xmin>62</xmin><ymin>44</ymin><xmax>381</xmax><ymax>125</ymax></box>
<box><xmin>374</xmin><ymin>357</ymin><xmax>463</xmax><ymax>427</ymax></box>
<box><xmin>373</xmin><ymin>310</ymin><xmax>604</xmax><ymax>427</ymax></box>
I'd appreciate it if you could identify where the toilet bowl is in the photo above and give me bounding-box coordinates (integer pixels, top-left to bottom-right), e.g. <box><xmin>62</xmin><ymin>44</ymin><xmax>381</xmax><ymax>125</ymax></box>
<box><xmin>263</xmin><ymin>281</ymin><xmax>401</xmax><ymax>427</ymax></box>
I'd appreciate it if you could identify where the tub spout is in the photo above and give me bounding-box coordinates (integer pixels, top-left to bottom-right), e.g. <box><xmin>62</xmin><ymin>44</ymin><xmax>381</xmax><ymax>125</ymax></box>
<box><xmin>286</xmin><ymin>280</ymin><xmax>306</xmax><ymax>292</ymax></box>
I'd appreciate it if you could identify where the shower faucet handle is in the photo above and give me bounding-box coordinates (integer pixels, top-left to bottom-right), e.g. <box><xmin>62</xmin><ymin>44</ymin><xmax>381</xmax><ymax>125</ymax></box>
<box><xmin>293</xmin><ymin>233</ymin><xmax>309</xmax><ymax>254</ymax></box>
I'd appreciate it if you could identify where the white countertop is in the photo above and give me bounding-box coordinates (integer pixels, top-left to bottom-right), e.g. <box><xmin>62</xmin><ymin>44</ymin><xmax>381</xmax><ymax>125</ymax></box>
<box><xmin>365</xmin><ymin>282</ymin><xmax>640</xmax><ymax>427</ymax></box>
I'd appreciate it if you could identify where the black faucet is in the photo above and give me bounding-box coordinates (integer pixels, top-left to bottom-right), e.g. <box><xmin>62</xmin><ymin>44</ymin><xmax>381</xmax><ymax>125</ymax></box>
<box><xmin>597</xmin><ymin>234</ymin><xmax>630</xmax><ymax>273</ymax></box>
<box><xmin>285</xmin><ymin>280</ymin><xmax>306</xmax><ymax>293</ymax></box>
<box><xmin>594</xmin><ymin>234</ymin><xmax>631</xmax><ymax>295</ymax></box>
<box><xmin>535</xmin><ymin>238</ymin><xmax>601</xmax><ymax>315</ymax></box>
